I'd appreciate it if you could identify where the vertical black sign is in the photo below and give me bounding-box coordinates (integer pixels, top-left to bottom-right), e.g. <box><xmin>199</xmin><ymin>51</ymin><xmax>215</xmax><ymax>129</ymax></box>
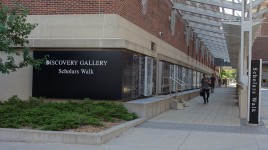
<box><xmin>249</xmin><ymin>60</ymin><xmax>261</xmax><ymax>124</ymax></box>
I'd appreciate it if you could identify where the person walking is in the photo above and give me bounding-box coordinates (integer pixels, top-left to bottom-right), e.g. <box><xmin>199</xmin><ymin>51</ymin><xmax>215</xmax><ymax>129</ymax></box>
<box><xmin>218</xmin><ymin>78</ymin><xmax>222</xmax><ymax>87</ymax></box>
<box><xmin>223</xmin><ymin>78</ymin><xmax>227</xmax><ymax>87</ymax></box>
<box><xmin>201</xmin><ymin>73</ymin><xmax>211</xmax><ymax>104</ymax></box>
<box><xmin>210</xmin><ymin>74</ymin><xmax>216</xmax><ymax>93</ymax></box>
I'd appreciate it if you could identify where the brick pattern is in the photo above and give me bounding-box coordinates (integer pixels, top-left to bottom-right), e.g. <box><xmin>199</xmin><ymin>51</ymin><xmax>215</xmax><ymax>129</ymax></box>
<box><xmin>260</xmin><ymin>14</ymin><xmax>268</xmax><ymax>36</ymax></box>
<box><xmin>254</xmin><ymin>14</ymin><xmax>268</xmax><ymax>63</ymax></box>
<box><xmin>252</xmin><ymin>37</ymin><xmax>268</xmax><ymax>61</ymax></box>
<box><xmin>115</xmin><ymin>0</ymin><xmax>204</xmax><ymax>60</ymax></box>
<box><xmin>2</xmin><ymin>0</ymin><xmax>212</xmax><ymax>66</ymax></box>
<box><xmin>261</xmin><ymin>4</ymin><xmax>268</xmax><ymax>35</ymax></box>
<box><xmin>116</xmin><ymin>0</ymin><xmax>187</xmax><ymax>55</ymax></box>
<box><xmin>2</xmin><ymin>0</ymin><xmax>116</xmax><ymax>14</ymax></box>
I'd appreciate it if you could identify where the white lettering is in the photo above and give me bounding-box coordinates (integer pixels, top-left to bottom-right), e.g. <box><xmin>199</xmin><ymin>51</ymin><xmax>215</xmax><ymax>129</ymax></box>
<box><xmin>252</xmin><ymin>97</ymin><xmax>257</xmax><ymax>103</ymax></box>
<box><xmin>46</xmin><ymin>60</ymin><xmax>78</xmax><ymax>66</ymax></box>
<box><xmin>253</xmin><ymin>68</ymin><xmax>258</xmax><ymax>71</ymax></box>
<box><xmin>46</xmin><ymin>60</ymin><xmax>108</xmax><ymax>66</ymax></box>
<box><xmin>103</xmin><ymin>61</ymin><xmax>108</xmax><ymax>65</ymax></box>
<box><xmin>79</xmin><ymin>60</ymin><xmax>108</xmax><ymax>66</ymax></box>
<box><xmin>81</xmin><ymin>69</ymin><xmax>94</xmax><ymax>74</ymax></box>
<box><xmin>58</xmin><ymin>69</ymin><xmax>79</xmax><ymax>74</ymax></box>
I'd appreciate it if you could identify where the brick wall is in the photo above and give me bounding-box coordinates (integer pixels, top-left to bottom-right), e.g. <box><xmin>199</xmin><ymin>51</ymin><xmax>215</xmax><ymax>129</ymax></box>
<box><xmin>116</xmin><ymin>0</ymin><xmax>185</xmax><ymax>54</ymax></box>
<box><xmin>2</xmin><ymin>0</ymin><xmax>116</xmax><ymax>14</ymax></box>
<box><xmin>252</xmin><ymin>37</ymin><xmax>268</xmax><ymax>61</ymax></box>
<box><xmin>261</xmin><ymin>23</ymin><xmax>268</xmax><ymax>36</ymax></box>
<box><xmin>253</xmin><ymin>14</ymin><xmax>268</xmax><ymax>62</ymax></box>
<box><xmin>260</xmin><ymin>14</ymin><xmax>268</xmax><ymax>36</ymax></box>
<box><xmin>115</xmin><ymin>0</ymin><xmax>198</xmax><ymax>59</ymax></box>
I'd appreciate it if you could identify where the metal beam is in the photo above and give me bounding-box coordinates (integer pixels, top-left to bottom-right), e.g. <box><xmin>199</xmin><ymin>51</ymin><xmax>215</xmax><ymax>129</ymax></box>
<box><xmin>207</xmin><ymin>44</ymin><xmax>227</xmax><ymax>48</ymax></box>
<box><xmin>207</xmin><ymin>49</ymin><xmax>228</xmax><ymax>54</ymax></box>
<box><xmin>189</xmin><ymin>0</ymin><xmax>242</xmax><ymax>11</ymax></box>
<box><xmin>246</xmin><ymin>0</ymin><xmax>266</xmax><ymax>10</ymax></box>
<box><xmin>252</xmin><ymin>7</ymin><xmax>268</xmax><ymax>18</ymax></box>
<box><xmin>208</xmin><ymin>52</ymin><xmax>228</xmax><ymax>58</ymax></box>
<box><xmin>207</xmin><ymin>48</ymin><xmax>227</xmax><ymax>52</ymax></box>
<box><xmin>210</xmin><ymin>51</ymin><xmax>228</xmax><ymax>55</ymax></box>
<box><xmin>199</xmin><ymin>36</ymin><xmax>226</xmax><ymax>44</ymax></box>
<box><xmin>195</xmin><ymin>30</ymin><xmax>225</xmax><ymax>39</ymax></box>
<box><xmin>201</xmin><ymin>38</ymin><xmax>226</xmax><ymax>45</ymax></box>
<box><xmin>208</xmin><ymin>52</ymin><xmax>227</xmax><ymax>56</ymax></box>
<box><xmin>206</xmin><ymin>45</ymin><xmax>227</xmax><ymax>50</ymax></box>
<box><xmin>183</xmin><ymin>14</ymin><xmax>222</xmax><ymax>27</ymax></box>
<box><xmin>202</xmin><ymin>40</ymin><xmax>227</xmax><ymax>46</ymax></box>
<box><xmin>207</xmin><ymin>50</ymin><xmax>227</xmax><ymax>55</ymax></box>
<box><xmin>206</xmin><ymin>45</ymin><xmax>227</xmax><ymax>49</ymax></box>
<box><xmin>209</xmin><ymin>52</ymin><xmax>227</xmax><ymax>55</ymax></box>
<box><xmin>194</xmin><ymin>28</ymin><xmax>224</xmax><ymax>36</ymax></box>
<box><xmin>207</xmin><ymin>50</ymin><xmax>227</xmax><ymax>54</ymax></box>
<box><xmin>203</xmin><ymin>41</ymin><xmax>227</xmax><ymax>47</ymax></box>
<box><xmin>173</xmin><ymin>2</ymin><xmax>239</xmax><ymax>20</ymax></box>
<box><xmin>206</xmin><ymin>42</ymin><xmax>227</xmax><ymax>47</ymax></box>
<box><xmin>203</xmin><ymin>43</ymin><xmax>227</xmax><ymax>49</ymax></box>
<box><xmin>188</xmin><ymin>22</ymin><xmax>224</xmax><ymax>34</ymax></box>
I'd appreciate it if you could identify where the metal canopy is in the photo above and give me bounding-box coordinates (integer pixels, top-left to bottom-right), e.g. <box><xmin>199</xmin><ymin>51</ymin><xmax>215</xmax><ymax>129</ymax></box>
<box><xmin>173</xmin><ymin>2</ymin><xmax>239</xmax><ymax>19</ymax></box>
<box><xmin>222</xmin><ymin>21</ymin><xmax>261</xmax><ymax>68</ymax></box>
<box><xmin>171</xmin><ymin>0</ymin><xmax>268</xmax><ymax>68</ymax></box>
<box><xmin>189</xmin><ymin>0</ymin><xmax>242</xmax><ymax>11</ymax></box>
<box><xmin>182</xmin><ymin>14</ymin><xmax>222</xmax><ymax>27</ymax></box>
<box><xmin>188</xmin><ymin>22</ymin><xmax>224</xmax><ymax>34</ymax></box>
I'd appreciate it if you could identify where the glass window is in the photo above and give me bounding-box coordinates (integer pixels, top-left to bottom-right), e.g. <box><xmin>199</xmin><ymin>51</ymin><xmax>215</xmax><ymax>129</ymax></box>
<box><xmin>162</xmin><ymin>62</ymin><xmax>171</xmax><ymax>94</ymax></box>
<box><xmin>188</xmin><ymin>69</ymin><xmax>193</xmax><ymax>90</ymax></box>
<box><xmin>182</xmin><ymin>67</ymin><xmax>188</xmax><ymax>91</ymax></box>
<box><xmin>193</xmin><ymin>70</ymin><xmax>197</xmax><ymax>89</ymax></box>
<box><xmin>177</xmin><ymin>66</ymin><xmax>182</xmax><ymax>91</ymax></box>
<box><xmin>197</xmin><ymin>72</ymin><xmax>200</xmax><ymax>88</ymax></box>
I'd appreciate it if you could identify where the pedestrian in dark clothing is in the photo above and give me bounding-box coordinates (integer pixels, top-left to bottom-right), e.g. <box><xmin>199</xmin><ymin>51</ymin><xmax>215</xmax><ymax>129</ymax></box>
<box><xmin>210</xmin><ymin>74</ymin><xmax>216</xmax><ymax>93</ymax></box>
<box><xmin>201</xmin><ymin>73</ymin><xmax>211</xmax><ymax>104</ymax></box>
<box><xmin>218</xmin><ymin>78</ymin><xmax>222</xmax><ymax>87</ymax></box>
<box><xmin>223</xmin><ymin>78</ymin><xmax>227</xmax><ymax>87</ymax></box>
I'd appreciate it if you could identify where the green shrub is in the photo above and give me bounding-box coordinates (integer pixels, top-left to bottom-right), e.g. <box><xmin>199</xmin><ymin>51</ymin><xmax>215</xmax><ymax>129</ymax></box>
<box><xmin>0</xmin><ymin>96</ymin><xmax>138</xmax><ymax>131</ymax></box>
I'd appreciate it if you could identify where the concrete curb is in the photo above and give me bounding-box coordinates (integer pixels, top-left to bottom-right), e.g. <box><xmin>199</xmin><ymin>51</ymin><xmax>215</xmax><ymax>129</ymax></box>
<box><xmin>0</xmin><ymin>118</ymin><xmax>146</xmax><ymax>145</ymax></box>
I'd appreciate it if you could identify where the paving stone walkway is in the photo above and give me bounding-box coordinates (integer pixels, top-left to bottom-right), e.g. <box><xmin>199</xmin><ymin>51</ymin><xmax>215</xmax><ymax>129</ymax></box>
<box><xmin>2</xmin><ymin>86</ymin><xmax>268</xmax><ymax>150</ymax></box>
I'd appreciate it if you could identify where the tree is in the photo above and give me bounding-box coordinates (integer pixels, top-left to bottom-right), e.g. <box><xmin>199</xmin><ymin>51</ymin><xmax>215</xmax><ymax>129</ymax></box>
<box><xmin>220</xmin><ymin>69</ymin><xmax>237</xmax><ymax>79</ymax></box>
<box><xmin>229</xmin><ymin>69</ymin><xmax>237</xmax><ymax>79</ymax></box>
<box><xmin>0</xmin><ymin>2</ymin><xmax>44</xmax><ymax>74</ymax></box>
<box><xmin>220</xmin><ymin>69</ymin><xmax>227</xmax><ymax>78</ymax></box>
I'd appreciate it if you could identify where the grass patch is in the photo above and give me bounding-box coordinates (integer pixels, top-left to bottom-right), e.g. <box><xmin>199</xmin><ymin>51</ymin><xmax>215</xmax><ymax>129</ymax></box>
<box><xmin>0</xmin><ymin>96</ymin><xmax>138</xmax><ymax>131</ymax></box>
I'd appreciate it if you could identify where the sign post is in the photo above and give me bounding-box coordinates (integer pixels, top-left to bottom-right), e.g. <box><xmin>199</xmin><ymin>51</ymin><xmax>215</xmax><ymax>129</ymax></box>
<box><xmin>248</xmin><ymin>59</ymin><xmax>262</xmax><ymax>124</ymax></box>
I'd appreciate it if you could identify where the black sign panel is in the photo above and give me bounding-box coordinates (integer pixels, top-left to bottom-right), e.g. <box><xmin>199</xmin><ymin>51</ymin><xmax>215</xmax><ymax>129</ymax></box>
<box><xmin>249</xmin><ymin>60</ymin><xmax>261</xmax><ymax>124</ymax></box>
<box><xmin>33</xmin><ymin>51</ymin><xmax>123</xmax><ymax>99</ymax></box>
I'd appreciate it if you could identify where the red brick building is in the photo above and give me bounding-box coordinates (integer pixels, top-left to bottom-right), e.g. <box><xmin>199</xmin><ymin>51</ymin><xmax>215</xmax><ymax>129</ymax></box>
<box><xmin>253</xmin><ymin>13</ymin><xmax>268</xmax><ymax>84</ymax></box>
<box><xmin>0</xmin><ymin>0</ymin><xmax>216</xmax><ymax>100</ymax></box>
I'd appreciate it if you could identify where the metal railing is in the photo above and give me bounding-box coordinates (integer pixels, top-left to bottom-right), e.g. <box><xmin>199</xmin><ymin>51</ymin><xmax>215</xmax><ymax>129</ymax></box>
<box><xmin>162</xmin><ymin>77</ymin><xmax>188</xmax><ymax>97</ymax></box>
<box><xmin>237</xmin><ymin>82</ymin><xmax>244</xmax><ymax>89</ymax></box>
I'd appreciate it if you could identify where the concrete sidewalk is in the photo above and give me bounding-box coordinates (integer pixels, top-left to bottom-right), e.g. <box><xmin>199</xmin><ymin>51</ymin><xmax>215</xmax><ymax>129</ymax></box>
<box><xmin>2</xmin><ymin>86</ymin><xmax>268</xmax><ymax>150</ymax></box>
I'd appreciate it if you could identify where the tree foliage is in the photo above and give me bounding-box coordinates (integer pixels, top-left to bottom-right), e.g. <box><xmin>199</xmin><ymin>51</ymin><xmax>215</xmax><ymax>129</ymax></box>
<box><xmin>220</xmin><ymin>69</ymin><xmax>236</xmax><ymax>79</ymax></box>
<box><xmin>0</xmin><ymin>2</ymin><xmax>44</xmax><ymax>74</ymax></box>
<box><xmin>220</xmin><ymin>69</ymin><xmax>227</xmax><ymax>78</ymax></box>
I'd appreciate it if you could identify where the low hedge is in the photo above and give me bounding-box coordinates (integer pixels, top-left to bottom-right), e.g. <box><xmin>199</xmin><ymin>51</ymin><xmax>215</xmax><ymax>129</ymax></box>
<box><xmin>0</xmin><ymin>96</ymin><xmax>137</xmax><ymax>131</ymax></box>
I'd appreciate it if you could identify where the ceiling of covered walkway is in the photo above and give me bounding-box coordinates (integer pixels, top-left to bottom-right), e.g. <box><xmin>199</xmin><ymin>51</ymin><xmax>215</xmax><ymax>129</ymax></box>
<box><xmin>171</xmin><ymin>0</ymin><xmax>268</xmax><ymax>68</ymax></box>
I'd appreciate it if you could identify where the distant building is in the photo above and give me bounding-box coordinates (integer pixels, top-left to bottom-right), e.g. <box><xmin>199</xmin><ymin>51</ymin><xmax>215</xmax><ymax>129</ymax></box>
<box><xmin>214</xmin><ymin>58</ymin><xmax>231</xmax><ymax>67</ymax></box>
<box><xmin>252</xmin><ymin>13</ymin><xmax>268</xmax><ymax>86</ymax></box>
